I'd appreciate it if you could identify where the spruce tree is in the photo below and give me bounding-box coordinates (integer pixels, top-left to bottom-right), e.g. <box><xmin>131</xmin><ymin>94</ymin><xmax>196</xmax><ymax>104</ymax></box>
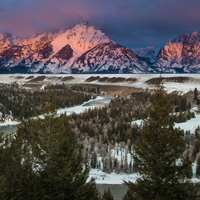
<box><xmin>194</xmin><ymin>88</ymin><xmax>198</xmax><ymax>102</ymax></box>
<box><xmin>122</xmin><ymin>188</ymin><xmax>134</xmax><ymax>200</ymax></box>
<box><xmin>0</xmin><ymin>123</ymin><xmax>42</xmax><ymax>199</ymax></box>
<box><xmin>196</xmin><ymin>157</ymin><xmax>200</xmax><ymax>178</ymax></box>
<box><xmin>124</xmin><ymin>83</ymin><xmax>199</xmax><ymax>200</ymax></box>
<box><xmin>101</xmin><ymin>188</ymin><xmax>114</xmax><ymax>200</ymax></box>
<box><xmin>91</xmin><ymin>151</ymin><xmax>97</xmax><ymax>168</ymax></box>
<box><xmin>0</xmin><ymin>175</ymin><xmax>7</xmax><ymax>200</ymax></box>
<box><xmin>28</xmin><ymin>85</ymin><xmax>100</xmax><ymax>200</ymax></box>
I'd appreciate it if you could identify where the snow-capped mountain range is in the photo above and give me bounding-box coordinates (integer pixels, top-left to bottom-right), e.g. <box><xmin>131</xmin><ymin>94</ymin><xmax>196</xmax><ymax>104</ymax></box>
<box><xmin>153</xmin><ymin>32</ymin><xmax>200</xmax><ymax>73</ymax></box>
<box><xmin>0</xmin><ymin>22</ymin><xmax>200</xmax><ymax>74</ymax></box>
<box><xmin>0</xmin><ymin>22</ymin><xmax>152</xmax><ymax>74</ymax></box>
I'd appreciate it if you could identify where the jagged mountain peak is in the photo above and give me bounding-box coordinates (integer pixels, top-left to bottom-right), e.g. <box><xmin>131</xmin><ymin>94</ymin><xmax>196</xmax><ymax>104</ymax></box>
<box><xmin>49</xmin><ymin>22</ymin><xmax>111</xmax><ymax>58</ymax></box>
<box><xmin>0</xmin><ymin>32</ymin><xmax>12</xmax><ymax>39</ymax></box>
<box><xmin>184</xmin><ymin>31</ymin><xmax>200</xmax><ymax>39</ymax></box>
<box><xmin>0</xmin><ymin>21</ymin><xmax>151</xmax><ymax>74</ymax></box>
<box><xmin>191</xmin><ymin>31</ymin><xmax>200</xmax><ymax>37</ymax></box>
<box><xmin>167</xmin><ymin>39</ymin><xmax>173</xmax><ymax>44</ymax></box>
<box><xmin>28</xmin><ymin>32</ymin><xmax>48</xmax><ymax>41</ymax></box>
<box><xmin>70</xmin><ymin>21</ymin><xmax>107</xmax><ymax>39</ymax></box>
<box><xmin>49</xmin><ymin>28</ymin><xmax>65</xmax><ymax>37</ymax></box>
<box><xmin>153</xmin><ymin>31</ymin><xmax>200</xmax><ymax>73</ymax></box>
<box><xmin>0</xmin><ymin>32</ymin><xmax>21</xmax><ymax>52</ymax></box>
<box><xmin>173</xmin><ymin>31</ymin><xmax>200</xmax><ymax>43</ymax></box>
<box><xmin>76</xmin><ymin>20</ymin><xmax>89</xmax><ymax>27</ymax></box>
<box><xmin>71</xmin><ymin>21</ymin><xmax>91</xmax><ymax>33</ymax></box>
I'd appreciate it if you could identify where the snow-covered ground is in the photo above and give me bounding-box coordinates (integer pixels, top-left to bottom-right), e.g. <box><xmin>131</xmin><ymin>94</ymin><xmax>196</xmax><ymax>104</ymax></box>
<box><xmin>174</xmin><ymin>106</ymin><xmax>200</xmax><ymax>133</ymax></box>
<box><xmin>0</xmin><ymin>117</ymin><xmax>20</xmax><ymax>126</ymax></box>
<box><xmin>132</xmin><ymin>107</ymin><xmax>200</xmax><ymax>134</ymax></box>
<box><xmin>88</xmin><ymin>169</ymin><xmax>138</xmax><ymax>184</ymax></box>
<box><xmin>56</xmin><ymin>96</ymin><xmax>104</xmax><ymax>116</ymax></box>
<box><xmin>88</xmin><ymin>169</ymin><xmax>200</xmax><ymax>184</ymax></box>
<box><xmin>174</xmin><ymin>114</ymin><xmax>200</xmax><ymax>133</ymax></box>
<box><xmin>1</xmin><ymin>74</ymin><xmax>200</xmax><ymax>94</ymax></box>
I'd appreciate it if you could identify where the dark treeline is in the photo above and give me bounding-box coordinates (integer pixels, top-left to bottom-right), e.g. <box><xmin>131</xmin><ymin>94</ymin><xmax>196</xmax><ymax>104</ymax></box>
<box><xmin>71</xmin><ymin>85</ymin><xmax>101</xmax><ymax>94</ymax></box>
<box><xmin>0</xmin><ymin>84</ymin><xmax>92</xmax><ymax>120</ymax></box>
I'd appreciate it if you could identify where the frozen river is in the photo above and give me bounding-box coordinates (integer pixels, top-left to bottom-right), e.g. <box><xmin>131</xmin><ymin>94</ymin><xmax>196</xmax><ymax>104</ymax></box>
<box><xmin>97</xmin><ymin>184</ymin><xmax>128</xmax><ymax>200</ymax></box>
<box><xmin>0</xmin><ymin>124</ymin><xmax>18</xmax><ymax>135</ymax></box>
<box><xmin>83</xmin><ymin>96</ymin><xmax>112</xmax><ymax>107</ymax></box>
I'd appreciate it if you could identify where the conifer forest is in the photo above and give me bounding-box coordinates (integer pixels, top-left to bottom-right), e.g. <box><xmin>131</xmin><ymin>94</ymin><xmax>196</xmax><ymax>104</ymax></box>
<box><xmin>0</xmin><ymin>80</ymin><xmax>200</xmax><ymax>199</ymax></box>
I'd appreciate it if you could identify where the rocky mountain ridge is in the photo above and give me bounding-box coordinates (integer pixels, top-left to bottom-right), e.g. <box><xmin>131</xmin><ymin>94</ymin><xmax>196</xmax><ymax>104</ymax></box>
<box><xmin>1</xmin><ymin>23</ymin><xmax>200</xmax><ymax>74</ymax></box>
<box><xmin>153</xmin><ymin>31</ymin><xmax>200</xmax><ymax>73</ymax></box>
<box><xmin>0</xmin><ymin>22</ymin><xmax>151</xmax><ymax>74</ymax></box>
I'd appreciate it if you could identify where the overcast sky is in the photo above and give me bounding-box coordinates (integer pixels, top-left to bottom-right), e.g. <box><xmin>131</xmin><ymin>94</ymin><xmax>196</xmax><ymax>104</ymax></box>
<box><xmin>0</xmin><ymin>0</ymin><xmax>200</xmax><ymax>49</ymax></box>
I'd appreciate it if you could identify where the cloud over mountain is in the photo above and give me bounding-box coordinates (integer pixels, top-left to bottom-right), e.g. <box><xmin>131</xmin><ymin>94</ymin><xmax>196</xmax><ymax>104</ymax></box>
<box><xmin>1</xmin><ymin>0</ymin><xmax>200</xmax><ymax>49</ymax></box>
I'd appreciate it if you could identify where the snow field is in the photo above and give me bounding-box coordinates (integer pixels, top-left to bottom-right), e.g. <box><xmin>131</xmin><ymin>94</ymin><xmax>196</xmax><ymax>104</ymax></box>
<box><xmin>0</xmin><ymin>117</ymin><xmax>20</xmax><ymax>126</ymax></box>
<box><xmin>56</xmin><ymin>96</ymin><xmax>104</xmax><ymax>116</ymax></box>
<box><xmin>88</xmin><ymin>168</ymin><xmax>138</xmax><ymax>184</ymax></box>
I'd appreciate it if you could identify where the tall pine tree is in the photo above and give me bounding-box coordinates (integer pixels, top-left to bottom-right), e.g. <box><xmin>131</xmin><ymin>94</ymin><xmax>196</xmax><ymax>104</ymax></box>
<box><xmin>124</xmin><ymin>82</ymin><xmax>199</xmax><ymax>200</ymax></box>
<box><xmin>0</xmin><ymin>122</ymin><xmax>42</xmax><ymax>199</ymax></box>
<box><xmin>194</xmin><ymin>88</ymin><xmax>198</xmax><ymax>102</ymax></box>
<box><xmin>28</xmin><ymin>85</ymin><xmax>100</xmax><ymax>200</ymax></box>
<box><xmin>0</xmin><ymin>85</ymin><xmax>101</xmax><ymax>200</ymax></box>
<box><xmin>101</xmin><ymin>188</ymin><xmax>114</xmax><ymax>200</ymax></box>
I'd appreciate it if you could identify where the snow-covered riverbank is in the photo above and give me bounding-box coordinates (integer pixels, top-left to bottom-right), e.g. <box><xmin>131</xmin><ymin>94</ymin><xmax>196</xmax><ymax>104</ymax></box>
<box><xmin>0</xmin><ymin>117</ymin><xmax>20</xmax><ymax>126</ymax></box>
<box><xmin>88</xmin><ymin>168</ymin><xmax>200</xmax><ymax>185</ymax></box>
<box><xmin>132</xmin><ymin>106</ymin><xmax>200</xmax><ymax>134</ymax></box>
<box><xmin>56</xmin><ymin>96</ymin><xmax>109</xmax><ymax>116</ymax></box>
<box><xmin>88</xmin><ymin>168</ymin><xmax>138</xmax><ymax>184</ymax></box>
<box><xmin>0</xmin><ymin>96</ymin><xmax>110</xmax><ymax>127</ymax></box>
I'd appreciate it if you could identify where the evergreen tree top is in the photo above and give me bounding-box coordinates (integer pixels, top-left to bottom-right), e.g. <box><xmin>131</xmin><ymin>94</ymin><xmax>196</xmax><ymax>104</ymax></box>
<box><xmin>124</xmin><ymin>82</ymin><xmax>199</xmax><ymax>200</ymax></box>
<box><xmin>42</xmin><ymin>85</ymin><xmax>57</xmax><ymax>114</ymax></box>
